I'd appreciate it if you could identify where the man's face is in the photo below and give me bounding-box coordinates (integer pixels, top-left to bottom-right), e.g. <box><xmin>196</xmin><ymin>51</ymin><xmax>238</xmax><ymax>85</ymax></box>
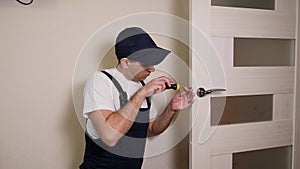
<box><xmin>128</xmin><ymin>60</ymin><xmax>155</xmax><ymax>81</ymax></box>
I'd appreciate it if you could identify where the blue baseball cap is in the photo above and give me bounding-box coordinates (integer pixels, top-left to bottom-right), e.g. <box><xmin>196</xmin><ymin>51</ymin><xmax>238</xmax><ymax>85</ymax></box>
<box><xmin>115</xmin><ymin>27</ymin><xmax>170</xmax><ymax>66</ymax></box>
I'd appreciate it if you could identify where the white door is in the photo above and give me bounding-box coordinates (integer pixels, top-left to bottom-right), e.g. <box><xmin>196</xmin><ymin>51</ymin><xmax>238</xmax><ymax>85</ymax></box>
<box><xmin>189</xmin><ymin>0</ymin><xmax>297</xmax><ymax>168</ymax></box>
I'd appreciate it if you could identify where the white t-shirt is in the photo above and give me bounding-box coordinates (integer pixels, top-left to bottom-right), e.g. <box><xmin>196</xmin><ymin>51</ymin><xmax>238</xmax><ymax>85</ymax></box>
<box><xmin>83</xmin><ymin>68</ymin><xmax>158</xmax><ymax>139</ymax></box>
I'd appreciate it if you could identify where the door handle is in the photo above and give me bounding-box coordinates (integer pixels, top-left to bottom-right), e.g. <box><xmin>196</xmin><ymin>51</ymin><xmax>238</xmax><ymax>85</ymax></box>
<box><xmin>197</xmin><ymin>87</ymin><xmax>226</xmax><ymax>97</ymax></box>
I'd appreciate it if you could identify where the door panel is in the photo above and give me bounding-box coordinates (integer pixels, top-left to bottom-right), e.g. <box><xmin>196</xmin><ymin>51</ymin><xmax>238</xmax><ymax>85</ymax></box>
<box><xmin>189</xmin><ymin>0</ymin><xmax>296</xmax><ymax>168</ymax></box>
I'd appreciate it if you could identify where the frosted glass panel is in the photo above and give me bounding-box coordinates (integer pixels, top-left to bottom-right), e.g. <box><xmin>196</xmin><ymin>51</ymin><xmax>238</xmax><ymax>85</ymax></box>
<box><xmin>211</xmin><ymin>95</ymin><xmax>273</xmax><ymax>125</ymax></box>
<box><xmin>234</xmin><ymin>38</ymin><xmax>295</xmax><ymax>67</ymax></box>
<box><xmin>211</xmin><ymin>0</ymin><xmax>275</xmax><ymax>10</ymax></box>
<box><xmin>233</xmin><ymin>146</ymin><xmax>292</xmax><ymax>169</ymax></box>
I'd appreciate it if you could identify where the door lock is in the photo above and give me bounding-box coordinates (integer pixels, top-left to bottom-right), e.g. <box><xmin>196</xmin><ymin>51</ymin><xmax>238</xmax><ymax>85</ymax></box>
<box><xmin>197</xmin><ymin>87</ymin><xmax>226</xmax><ymax>97</ymax></box>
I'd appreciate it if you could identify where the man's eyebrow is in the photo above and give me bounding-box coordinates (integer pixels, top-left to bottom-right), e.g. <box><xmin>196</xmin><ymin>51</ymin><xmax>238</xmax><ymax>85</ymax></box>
<box><xmin>141</xmin><ymin>63</ymin><xmax>153</xmax><ymax>68</ymax></box>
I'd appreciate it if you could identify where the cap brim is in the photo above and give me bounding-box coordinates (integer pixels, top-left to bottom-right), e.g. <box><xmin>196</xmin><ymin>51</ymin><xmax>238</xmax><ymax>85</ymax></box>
<box><xmin>127</xmin><ymin>48</ymin><xmax>171</xmax><ymax>66</ymax></box>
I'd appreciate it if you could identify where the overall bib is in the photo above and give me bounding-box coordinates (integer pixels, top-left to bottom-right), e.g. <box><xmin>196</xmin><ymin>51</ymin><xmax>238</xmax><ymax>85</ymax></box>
<box><xmin>80</xmin><ymin>71</ymin><xmax>151</xmax><ymax>169</ymax></box>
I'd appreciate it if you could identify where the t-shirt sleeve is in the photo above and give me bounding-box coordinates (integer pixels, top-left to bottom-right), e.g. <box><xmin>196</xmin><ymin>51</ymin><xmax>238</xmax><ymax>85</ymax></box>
<box><xmin>82</xmin><ymin>72</ymin><xmax>115</xmax><ymax>118</ymax></box>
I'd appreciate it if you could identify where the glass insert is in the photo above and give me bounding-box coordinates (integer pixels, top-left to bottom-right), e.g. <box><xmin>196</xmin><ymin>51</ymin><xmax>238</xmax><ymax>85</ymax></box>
<box><xmin>233</xmin><ymin>146</ymin><xmax>292</xmax><ymax>169</ymax></box>
<box><xmin>211</xmin><ymin>95</ymin><xmax>273</xmax><ymax>125</ymax></box>
<box><xmin>234</xmin><ymin>38</ymin><xmax>295</xmax><ymax>67</ymax></box>
<box><xmin>211</xmin><ymin>0</ymin><xmax>275</xmax><ymax>10</ymax></box>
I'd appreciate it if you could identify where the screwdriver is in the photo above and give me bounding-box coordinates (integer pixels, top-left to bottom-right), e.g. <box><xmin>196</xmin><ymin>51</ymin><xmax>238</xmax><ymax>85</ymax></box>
<box><xmin>165</xmin><ymin>83</ymin><xmax>180</xmax><ymax>90</ymax></box>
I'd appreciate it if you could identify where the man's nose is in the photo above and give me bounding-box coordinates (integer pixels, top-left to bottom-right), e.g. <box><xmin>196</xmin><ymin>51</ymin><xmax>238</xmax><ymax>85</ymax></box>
<box><xmin>147</xmin><ymin>66</ymin><xmax>155</xmax><ymax>72</ymax></box>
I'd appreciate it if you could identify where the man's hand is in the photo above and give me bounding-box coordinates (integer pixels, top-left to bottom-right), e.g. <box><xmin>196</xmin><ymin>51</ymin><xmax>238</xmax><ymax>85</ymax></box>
<box><xmin>141</xmin><ymin>76</ymin><xmax>174</xmax><ymax>97</ymax></box>
<box><xmin>148</xmin><ymin>86</ymin><xmax>195</xmax><ymax>135</ymax></box>
<box><xmin>170</xmin><ymin>87</ymin><xmax>195</xmax><ymax>111</ymax></box>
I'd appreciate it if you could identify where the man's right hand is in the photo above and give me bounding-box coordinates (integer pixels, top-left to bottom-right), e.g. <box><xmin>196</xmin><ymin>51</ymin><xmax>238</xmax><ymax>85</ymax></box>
<box><xmin>140</xmin><ymin>76</ymin><xmax>174</xmax><ymax>97</ymax></box>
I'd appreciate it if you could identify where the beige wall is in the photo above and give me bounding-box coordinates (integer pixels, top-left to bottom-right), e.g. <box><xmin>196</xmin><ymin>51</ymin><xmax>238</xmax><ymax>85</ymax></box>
<box><xmin>0</xmin><ymin>1</ymin><xmax>189</xmax><ymax>169</ymax></box>
<box><xmin>294</xmin><ymin>1</ymin><xmax>300</xmax><ymax>168</ymax></box>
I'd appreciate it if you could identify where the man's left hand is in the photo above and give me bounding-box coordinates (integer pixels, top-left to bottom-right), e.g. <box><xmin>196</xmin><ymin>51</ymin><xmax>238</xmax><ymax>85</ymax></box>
<box><xmin>170</xmin><ymin>87</ymin><xmax>195</xmax><ymax>111</ymax></box>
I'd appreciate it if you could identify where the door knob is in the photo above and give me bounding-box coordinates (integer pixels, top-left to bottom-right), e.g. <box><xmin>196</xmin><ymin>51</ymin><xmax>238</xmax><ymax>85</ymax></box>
<box><xmin>197</xmin><ymin>87</ymin><xmax>226</xmax><ymax>97</ymax></box>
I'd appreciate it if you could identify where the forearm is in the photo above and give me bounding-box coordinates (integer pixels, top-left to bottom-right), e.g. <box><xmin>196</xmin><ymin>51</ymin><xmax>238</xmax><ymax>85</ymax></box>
<box><xmin>108</xmin><ymin>91</ymin><xmax>145</xmax><ymax>133</ymax></box>
<box><xmin>150</xmin><ymin>103</ymin><xmax>176</xmax><ymax>135</ymax></box>
<box><xmin>89</xmin><ymin>89</ymin><xmax>146</xmax><ymax>147</ymax></box>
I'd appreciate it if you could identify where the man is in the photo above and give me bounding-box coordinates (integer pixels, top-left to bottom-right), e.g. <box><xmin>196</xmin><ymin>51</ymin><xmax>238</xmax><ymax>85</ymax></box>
<box><xmin>80</xmin><ymin>27</ymin><xmax>195</xmax><ymax>169</ymax></box>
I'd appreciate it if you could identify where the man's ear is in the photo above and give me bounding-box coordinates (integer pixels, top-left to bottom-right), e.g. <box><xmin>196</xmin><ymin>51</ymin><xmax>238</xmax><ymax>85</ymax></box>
<box><xmin>120</xmin><ymin>58</ymin><xmax>129</xmax><ymax>68</ymax></box>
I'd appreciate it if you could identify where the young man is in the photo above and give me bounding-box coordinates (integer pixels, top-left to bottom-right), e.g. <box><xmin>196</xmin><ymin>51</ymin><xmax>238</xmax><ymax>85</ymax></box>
<box><xmin>80</xmin><ymin>27</ymin><xmax>195</xmax><ymax>169</ymax></box>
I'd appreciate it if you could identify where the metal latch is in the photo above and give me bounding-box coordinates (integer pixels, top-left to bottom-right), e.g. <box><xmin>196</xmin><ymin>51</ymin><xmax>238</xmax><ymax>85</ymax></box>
<box><xmin>196</xmin><ymin>88</ymin><xmax>226</xmax><ymax>97</ymax></box>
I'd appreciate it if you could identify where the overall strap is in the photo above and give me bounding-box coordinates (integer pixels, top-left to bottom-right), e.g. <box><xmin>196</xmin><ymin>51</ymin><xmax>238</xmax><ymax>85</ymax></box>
<box><xmin>139</xmin><ymin>80</ymin><xmax>151</xmax><ymax>108</ymax></box>
<box><xmin>101</xmin><ymin>70</ymin><xmax>128</xmax><ymax>107</ymax></box>
<box><xmin>101</xmin><ymin>70</ymin><xmax>151</xmax><ymax>109</ymax></box>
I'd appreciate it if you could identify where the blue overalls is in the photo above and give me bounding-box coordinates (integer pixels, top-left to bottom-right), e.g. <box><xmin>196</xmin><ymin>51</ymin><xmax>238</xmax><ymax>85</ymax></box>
<box><xmin>80</xmin><ymin>71</ymin><xmax>151</xmax><ymax>169</ymax></box>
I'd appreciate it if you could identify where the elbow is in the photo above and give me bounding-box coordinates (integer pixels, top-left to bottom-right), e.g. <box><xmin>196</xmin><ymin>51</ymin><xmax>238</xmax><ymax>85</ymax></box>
<box><xmin>101</xmin><ymin>134</ymin><xmax>120</xmax><ymax>147</ymax></box>
<box><xmin>103</xmin><ymin>140</ymin><xmax>118</xmax><ymax>147</ymax></box>
<box><xmin>148</xmin><ymin>126</ymin><xmax>161</xmax><ymax>136</ymax></box>
<box><xmin>150</xmin><ymin>129</ymin><xmax>163</xmax><ymax>136</ymax></box>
